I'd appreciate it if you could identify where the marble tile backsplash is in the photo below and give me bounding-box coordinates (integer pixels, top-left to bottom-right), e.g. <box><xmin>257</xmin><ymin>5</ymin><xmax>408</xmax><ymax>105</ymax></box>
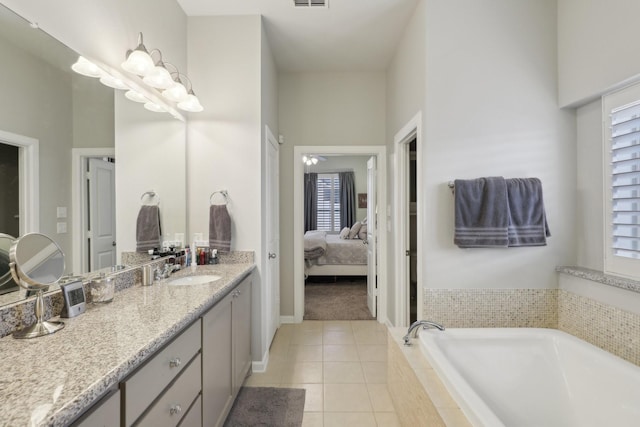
<box><xmin>423</xmin><ymin>288</ymin><xmax>558</xmax><ymax>328</ymax></box>
<box><xmin>423</xmin><ymin>286</ymin><xmax>640</xmax><ymax>366</ymax></box>
<box><xmin>558</xmin><ymin>290</ymin><xmax>640</xmax><ymax>366</ymax></box>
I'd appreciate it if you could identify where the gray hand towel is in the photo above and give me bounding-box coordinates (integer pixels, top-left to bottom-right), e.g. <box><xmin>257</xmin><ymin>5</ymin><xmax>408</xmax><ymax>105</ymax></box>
<box><xmin>454</xmin><ymin>177</ymin><xmax>509</xmax><ymax>248</ymax></box>
<box><xmin>136</xmin><ymin>205</ymin><xmax>161</xmax><ymax>252</ymax></box>
<box><xmin>209</xmin><ymin>204</ymin><xmax>231</xmax><ymax>253</ymax></box>
<box><xmin>506</xmin><ymin>178</ymin><xmax>551</xmax><ymax>246</ymax></box>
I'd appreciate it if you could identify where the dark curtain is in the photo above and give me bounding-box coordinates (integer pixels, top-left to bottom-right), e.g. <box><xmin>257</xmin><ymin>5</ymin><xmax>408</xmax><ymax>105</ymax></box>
<box><xmin>339</xmin><ymin>171</ymin><xmax>356</xmax><ymax>229</ymax></box>
<box><xmin>304</xmin><ymin>173</ymin><xmax>317</xmax><ymax>232</ymax></box>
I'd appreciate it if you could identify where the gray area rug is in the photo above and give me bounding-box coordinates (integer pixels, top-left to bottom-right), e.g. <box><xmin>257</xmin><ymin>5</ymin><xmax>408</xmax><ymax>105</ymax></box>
<box><xmin>304</xmin><ymin>278</ymin><xmax>375</xmax><ymax>320</ymax></box>
<box><xmin>224</xmin><ymin>387</ymin><xmax>305</xmax><ymax>427</ymax></box>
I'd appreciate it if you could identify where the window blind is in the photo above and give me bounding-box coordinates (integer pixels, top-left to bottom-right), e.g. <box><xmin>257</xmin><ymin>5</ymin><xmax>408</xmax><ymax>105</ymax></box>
<box><xmin>316</xmin><ymin>173</ymin><xmax>340</xmax><ymax>231</ymax></box>
<box><xmin>610</xmin><ymin>100</ymin><xmax>640</xmax><ymax>259</ymax></box>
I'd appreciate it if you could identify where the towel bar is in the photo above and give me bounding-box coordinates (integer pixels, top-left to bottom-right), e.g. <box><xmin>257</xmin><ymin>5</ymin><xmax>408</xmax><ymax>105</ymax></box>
<box><xmin>210</xmin><ymin>190</ymin><xmax>229</xmax><ymax>205</ymax></box>
<box><xmin>140</xmin><ymin>191</ymin><xmax>160</xmax><ymax>205</ymax></box>
<box><xmin>448</xmin><ymin>181</ymin><xmax>455</xmax><ymax>194</ymax></box>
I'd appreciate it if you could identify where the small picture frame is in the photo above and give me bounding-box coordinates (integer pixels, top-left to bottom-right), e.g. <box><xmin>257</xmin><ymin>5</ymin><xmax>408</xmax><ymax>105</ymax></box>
<box><xmin>358</xmin><ymin>193</ymin><xmax>367</xmax><ymax>208</ymax></box>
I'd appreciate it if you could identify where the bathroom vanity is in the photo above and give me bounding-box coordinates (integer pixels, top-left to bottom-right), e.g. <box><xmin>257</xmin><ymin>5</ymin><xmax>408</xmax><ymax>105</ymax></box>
<box><xmin>0</xmin><ymin>262</ymin><xmax>254</xmax><ymax>426</ymax></box>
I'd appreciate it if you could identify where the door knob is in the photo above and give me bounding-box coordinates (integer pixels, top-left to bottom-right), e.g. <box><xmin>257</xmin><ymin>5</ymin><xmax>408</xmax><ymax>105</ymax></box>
<box><xmin>268</xmin><ymin>252</ymin><xmax>277</xmax><ymax>259</ymax></box>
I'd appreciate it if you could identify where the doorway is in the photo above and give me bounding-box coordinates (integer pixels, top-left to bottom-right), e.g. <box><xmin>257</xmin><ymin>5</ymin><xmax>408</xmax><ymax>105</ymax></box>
<box><xmin>293</xmin><ymin>145</ymin><xmax>388</xmax><ymax>324</ymax></box>
<box><xmin>72</xmin><ymin>148</ymin><xmax>115</xmax><ymax>273</ymax></box>
<box><xmin>0</xmin><ymin>144</ymin><xmax>20</xmax><ymax>237</ymax></box>
<box><xmin>394</xmin><ymin>112</ymin><xmax>422</xmax><ymax>327</ymax></box>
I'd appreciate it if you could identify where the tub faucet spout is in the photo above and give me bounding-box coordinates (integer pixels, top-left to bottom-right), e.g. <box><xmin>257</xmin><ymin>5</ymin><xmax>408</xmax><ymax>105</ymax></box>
<box><xmin>403</xmin><ymin>320</ymin><xmax>445</xmax><ymax>346</ymax></box>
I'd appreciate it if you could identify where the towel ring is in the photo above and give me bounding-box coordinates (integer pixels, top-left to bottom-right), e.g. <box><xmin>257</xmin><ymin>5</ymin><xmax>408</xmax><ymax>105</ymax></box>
<box><xmin>448</xmin><ymin>181</ymin><xmax>455</xmax><ymax>195</ymax></box>
<box><xmin>210</xmin><ymin>190</ymin><xmax>229</xmax><ymax>205</ymax></box>
<box><xmin>141</xmin><ymin>191</ymin><xmax>160</xmax><ymax>205</ymax></box>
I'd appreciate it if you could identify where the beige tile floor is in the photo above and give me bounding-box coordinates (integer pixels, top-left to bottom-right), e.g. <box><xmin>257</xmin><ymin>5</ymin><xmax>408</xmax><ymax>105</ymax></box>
<box><xmin>244</xmin><ymin>320</ymin><xmax>400</xmax><ymax>427</ymax></box>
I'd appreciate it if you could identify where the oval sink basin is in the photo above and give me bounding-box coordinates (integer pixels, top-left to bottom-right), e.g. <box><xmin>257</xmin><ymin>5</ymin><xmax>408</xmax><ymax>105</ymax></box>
<box><xmin>167</xmin><ymin>274</ymin><xmax>222</xmax><ymax>286</ymax></box>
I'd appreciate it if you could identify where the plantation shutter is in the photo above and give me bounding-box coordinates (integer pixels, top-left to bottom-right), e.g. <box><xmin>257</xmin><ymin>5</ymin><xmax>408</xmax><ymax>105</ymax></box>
<box><xmin>316</xmin><ymin>173</ymin><xmax>340</xmax><ymax>231</ymax></box>
<box><xmin>610</xmin><ymin>100</ymin><xmax>640</xmax><ymax>259</ymax></box>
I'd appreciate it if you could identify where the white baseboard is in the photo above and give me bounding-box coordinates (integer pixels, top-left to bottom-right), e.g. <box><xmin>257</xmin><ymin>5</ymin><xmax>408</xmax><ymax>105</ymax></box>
<box><xmin>280</xmin><ymin>315</ymin><xmax>297</xmax><ymax>324</ymax></box>
<box><xmin>251</xmin><ymin>349</ymin><xmax>270</xmax><ymax>373</ymax></box>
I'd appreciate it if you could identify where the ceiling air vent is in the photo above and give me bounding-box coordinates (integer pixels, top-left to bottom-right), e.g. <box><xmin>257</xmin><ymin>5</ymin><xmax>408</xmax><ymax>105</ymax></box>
<box><xmin>294</xmin><ymin>0</ymin><xmax>328</xmax><ymax>8</ymax></box>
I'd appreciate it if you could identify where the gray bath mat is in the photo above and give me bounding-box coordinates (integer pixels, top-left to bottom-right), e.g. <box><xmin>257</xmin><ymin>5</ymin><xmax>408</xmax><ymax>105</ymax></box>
<box><xmin>224</xmin><ymin>386</ymin><xmax>305</xmax><ymax>427</ymax></box>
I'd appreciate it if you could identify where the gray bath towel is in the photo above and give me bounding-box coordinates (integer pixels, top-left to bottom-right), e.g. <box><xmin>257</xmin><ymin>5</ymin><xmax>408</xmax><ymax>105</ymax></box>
<box><xmin>506</xmin><ymin>178</ymin><xmax>551</xmax><ymax>246</ymax></box>
<box><xmin>454</xmin><ymin>177</ymin><xmax>509</xmax><ymax>248</ymax></box>
<box><xmin>136</xmin><ymin>205</ymin><xmax>161</xmax><ymax>252</ymax></box>
<box><xmin>209</xmin><ymin>204</ymin><xmax>231</xmax><ymax>253</ymax></box>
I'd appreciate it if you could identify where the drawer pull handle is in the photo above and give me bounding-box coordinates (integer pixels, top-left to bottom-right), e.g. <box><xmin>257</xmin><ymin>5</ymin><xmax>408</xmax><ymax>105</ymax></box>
<box><xmin>169</xmin><ymin>358</ymin><xmax>181</xmax><ymax>368</ymax></box>
<box><xmin>170</xmin><ymin>404</ymin><xmax>182</xmax><ymax>416</ymax></box>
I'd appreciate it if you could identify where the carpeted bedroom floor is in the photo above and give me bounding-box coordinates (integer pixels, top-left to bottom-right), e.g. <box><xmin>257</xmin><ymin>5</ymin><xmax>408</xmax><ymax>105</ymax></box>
<box><xmin>304</xmin><ymin>277</ymin><xmax>375</xmax><ymax>321</ymax></box>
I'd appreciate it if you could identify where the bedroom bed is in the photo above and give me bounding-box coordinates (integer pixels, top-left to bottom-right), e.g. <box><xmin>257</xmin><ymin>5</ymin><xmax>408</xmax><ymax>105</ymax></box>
<box><xmin>304</xmin><ymin>230</ymin><xmax>368</xmax><ymax>277</ymax></box>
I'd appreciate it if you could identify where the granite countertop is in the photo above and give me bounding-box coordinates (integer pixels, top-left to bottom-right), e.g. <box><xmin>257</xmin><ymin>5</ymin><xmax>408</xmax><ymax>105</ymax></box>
<box><xmin>0</xmin><ymin>263</ymin><xmax>255</xmax><ymax>427</ymax></box>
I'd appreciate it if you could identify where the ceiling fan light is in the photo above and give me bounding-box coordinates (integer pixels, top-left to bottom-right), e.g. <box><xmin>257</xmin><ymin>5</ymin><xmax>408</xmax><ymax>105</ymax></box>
<box><xmin>125</xmin><ymin>90</ymin><xmax>148</xmax><ymax>103</ymax></box>
<box><xmin>71</xmin><ymin>56</ymin><xmax>102</xmax><ymax>78</ymax></box>
<box><xmin>311</xmin><ymin>157</ymin><xmax>318</xmax><ymax>165</ymax></box>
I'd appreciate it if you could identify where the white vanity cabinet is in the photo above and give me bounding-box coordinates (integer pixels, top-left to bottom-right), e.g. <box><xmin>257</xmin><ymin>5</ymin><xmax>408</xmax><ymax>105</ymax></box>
<box><xmin>121</xmin><ymin>320</ymin><xmax>202</xmax><ymax>427</ymax></box>
<box><xmin>202</xmin><ymin>275</ymin><xmax>252</xmax><ymax>427</ymax></box>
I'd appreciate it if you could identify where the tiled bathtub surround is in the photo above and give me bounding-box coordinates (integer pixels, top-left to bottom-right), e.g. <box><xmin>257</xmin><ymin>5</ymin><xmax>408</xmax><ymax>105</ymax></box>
<box><xmin>423</xmin><ymin>288</ymin><xmax>558</xmax><ymax>328</ymax></box>
<box><xmin>558</xmin><ymin>289</ymin><xmax>640</xmax><ymax>366</ymax></box>
<box><xmin>424</xmin><ymin>280</ymin><xmax>640</xmax><ymax>367</ymax></box>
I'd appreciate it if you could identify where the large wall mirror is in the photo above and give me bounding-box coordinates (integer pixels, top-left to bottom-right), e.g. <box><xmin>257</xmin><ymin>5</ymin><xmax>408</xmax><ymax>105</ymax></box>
<box><xmin>0</xmin><ymin>3</ymin><xmax>187</xmax><ymax>306</ymax></box>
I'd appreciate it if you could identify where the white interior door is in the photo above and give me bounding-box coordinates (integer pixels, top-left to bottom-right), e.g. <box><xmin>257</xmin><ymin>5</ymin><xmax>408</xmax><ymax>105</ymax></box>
<box><xmin>88</xmin><ymin>158</ymin><xmax>116</xmax><ymax>270</ymax></box>
<box><xmin>366</xmin><ymin>156</ymin><xmax>377</xmax><ymax>317</ymax></box>
<box><xmin>266</xmin><ymin>128</ymin><xmax>280</xmax><ymax>346</ymax></box>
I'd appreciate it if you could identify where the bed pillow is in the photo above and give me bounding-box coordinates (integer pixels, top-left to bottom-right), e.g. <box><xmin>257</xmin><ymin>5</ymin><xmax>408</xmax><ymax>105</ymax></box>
<box><xmin>348</xmin><ymin>221</ymin><xmax>362</xmax><ymax>239</ymax></box>
<box><xmin>358</xmin><ymin>224</ymin><xmax>367</xmax><ymax>240</ymax></box>
<box><xmin>339</xmin><ymin>227</ymin><xmax>350</xmax><ymax>239</ymax></box>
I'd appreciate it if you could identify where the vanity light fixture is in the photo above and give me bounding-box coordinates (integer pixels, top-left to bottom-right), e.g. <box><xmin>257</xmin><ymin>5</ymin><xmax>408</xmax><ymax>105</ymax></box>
<box><xmin>125</xmin><ymin>90</ymin><xmax>149</xmax><ymax>103</ymax></box>
<box><xmin>143</xmin><ymin>60</ymin><xmax>176</xmax><ymax>90</ymax></box>
<box><xmin>71</xmin><ymin>56</ymin><xmax>102</xmax><ymax>78</ymax></box>
<box><xmin>144</xmin><ymin>102</ymin><xmax>167</xmax><ymax>113</ymax></box>
<box><xmin>99</xmin><ymin>74</ymin><xmax>129</xmax><ymax>90</ymax></box>
<box><xmin>121</xmin><ymin>33</ymin><xmax>155</xmax><ymax>76</ymax></box>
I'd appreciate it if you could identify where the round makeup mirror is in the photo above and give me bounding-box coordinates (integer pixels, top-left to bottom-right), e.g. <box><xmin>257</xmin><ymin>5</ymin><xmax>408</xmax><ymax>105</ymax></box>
<box><xmin>9</xmin><ymin>233</ymin><xmax>66</xmax><ymax>338</ymax></box>
<box><xmin>0</xmin><ymin>234</ymin><xmax>18</xmax><ymax>295</ymax></box>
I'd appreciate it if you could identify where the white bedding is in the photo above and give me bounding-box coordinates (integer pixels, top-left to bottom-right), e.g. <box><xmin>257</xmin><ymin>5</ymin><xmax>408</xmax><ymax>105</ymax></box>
<box><xmin>314</xmin><ymin>234</ymin><xmax>367</xmax><ymax>265</ymax></box>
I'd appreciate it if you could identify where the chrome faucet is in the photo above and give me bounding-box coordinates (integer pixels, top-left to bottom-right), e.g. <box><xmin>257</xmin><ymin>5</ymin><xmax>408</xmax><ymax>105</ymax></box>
<box><xmin>403</xmin><ymin>320</ymin><xmax>445</xmax><ymax>346</ymax></box>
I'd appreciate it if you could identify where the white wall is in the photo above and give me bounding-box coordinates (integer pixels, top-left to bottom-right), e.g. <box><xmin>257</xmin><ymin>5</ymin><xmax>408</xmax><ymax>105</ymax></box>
<box><xmin>187</xmin><ymin>15</ymin><xmax>270</xmax><ymax>362</ymax></box>
<box><xmin>387</xmin><ymin>0</ymin><xmax>578</xmax><ymax>325</ymax></box>
<box><xmin>278</xmin><ymin>71</ymin><xmax>386</xmax><ymax>316</ymax></box>
<box><xmin>558</xmin><ymin>0</ymin><xmax>640</xmax><ymax>107</ymax></box>
<box><xmin>392</xmin><ymin>0</ymin><xmax>576</xmax><ymax>296</ymax></box>
<box><xmin>385</xmin><ymin>0</ymin><xmax>427</xmax><ymax>324</ymax></box>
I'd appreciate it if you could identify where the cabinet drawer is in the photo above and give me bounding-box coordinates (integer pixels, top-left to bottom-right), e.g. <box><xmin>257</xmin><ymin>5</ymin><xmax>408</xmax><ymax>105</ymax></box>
<box><xmin>178</xmin><ymin>394</ymin><xmax>202</xmax><ymax>427</ymax></box>
<box><xmin>137</xmin><ymin>353</ymin><xmax>201</xmax><ymax>427</ymax></box>
<box><xmin>123</xmin><ymin>321</ymin><xmax>201</xmax><ymax>426</ymax></box>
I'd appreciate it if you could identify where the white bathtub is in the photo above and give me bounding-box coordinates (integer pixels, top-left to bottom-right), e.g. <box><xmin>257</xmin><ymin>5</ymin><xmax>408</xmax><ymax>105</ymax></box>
<box><xmin>419</xmin><ymin>328</ymin><xmax>640</xmax><ymax>427</ymax></box>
